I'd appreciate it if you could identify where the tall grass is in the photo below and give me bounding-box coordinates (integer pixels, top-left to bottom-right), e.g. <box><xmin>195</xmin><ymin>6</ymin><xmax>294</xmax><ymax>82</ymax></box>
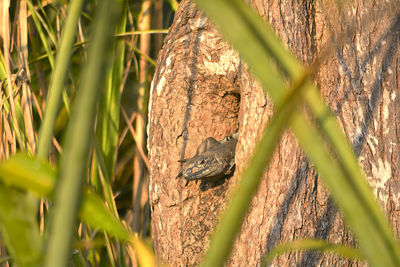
<box><xmin>0</xmin><ymin>0</ymin><xmax>171</xmax><ymax>266</ymax></box>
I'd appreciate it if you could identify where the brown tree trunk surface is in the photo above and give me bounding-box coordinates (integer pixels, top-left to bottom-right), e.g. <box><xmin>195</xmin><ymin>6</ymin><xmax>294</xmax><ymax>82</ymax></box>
<box><xmin>148</xmin><ymin>0</ymin><xmax>400</xmax><ymax>266</ymax></box>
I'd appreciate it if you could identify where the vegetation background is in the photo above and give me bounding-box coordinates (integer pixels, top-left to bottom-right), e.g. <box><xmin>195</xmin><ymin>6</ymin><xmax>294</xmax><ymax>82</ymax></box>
<box><xmin>0</xmin><ymin>0</ymin><xmax>400</xmax><ymax>266</ymax></box>
<box><xmin>0</xmin><ymin>0</ymin><xmax>174</xmax><ymax>266</ymax></box>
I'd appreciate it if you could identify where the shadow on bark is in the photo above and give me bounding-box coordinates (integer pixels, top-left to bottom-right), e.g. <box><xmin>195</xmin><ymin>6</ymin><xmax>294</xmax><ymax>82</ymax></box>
<box><xmin>266</xmin><ymin>14</ymin><xmax>400</xmax><ymax>267</ymax></box>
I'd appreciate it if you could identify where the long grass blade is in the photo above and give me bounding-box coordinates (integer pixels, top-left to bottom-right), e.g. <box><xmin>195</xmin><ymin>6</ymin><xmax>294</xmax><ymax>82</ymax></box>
<box><xmin>26</xmin><ymin>1</ymin><xmax>55</xmax><ymax>68</ymax></box>
<box><xmin>36</xmin><ymin>0</ymin><xmax>85</xmax><ymax>159</ymax></box>
<box><xmin>201</xmin><ymin>71</ymin><xmax>310</xmax><ymax>266</ymax></box>
<box><xmin>195</xmin><ymin>0</ymin><xmax>400</xmax><ymax>266</ymax></box>
<box><xmin>262</xmin><ymin>239</ymin><xmax>364</xmax><ymax>266</ymax></box>
<box><xmin>93</xmin><ymin>6</ymin><xmax>127</xmax><ymax>197</ymax></box>
<box><xmin>43</xmin><ymin>0</ymin><xmax>123</xmax><ymax>266</ymax></box>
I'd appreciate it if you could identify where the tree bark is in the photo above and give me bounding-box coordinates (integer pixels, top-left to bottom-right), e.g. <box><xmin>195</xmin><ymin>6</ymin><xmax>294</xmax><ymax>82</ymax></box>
<box><xmin>148</xmin><ymin>0</ymin><xmax>400</xmax><ymax>266</ymax></box>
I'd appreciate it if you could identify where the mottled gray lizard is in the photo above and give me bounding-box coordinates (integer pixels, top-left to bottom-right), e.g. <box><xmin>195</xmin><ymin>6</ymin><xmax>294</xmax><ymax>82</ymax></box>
<box><xmin>177</xmin><ymin>132</ymin><xmax>238</xmax><ymax>182</ymax></box>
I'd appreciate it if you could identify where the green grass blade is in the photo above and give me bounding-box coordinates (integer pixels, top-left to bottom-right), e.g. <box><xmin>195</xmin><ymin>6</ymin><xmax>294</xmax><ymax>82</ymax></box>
<box><xmin>262</xmin><ymin>239</ymin><xmax>364</xmax><ymax>266</ymax></box>
<box><xmin>35</xmin><ymin>1</ymin><xmax>57</xmax><ymax>43</ymax></box>
<box><xmin>291</xmin><ymin>103</ymin><xmax>397</xmax><ymax>265</ymax></box>
<box><xmin>80</xmin><ymin>187</ymin><xmax>157</xmax><ymax>267</ymax></box>
<box><xmin>80</xmin><ymin>187</ymin><xmax>130</xmax><ymax>241</ymax></box>
<box><xmin>201</xmin><ymin>73</ymin><xmax>309</xmax><ymax>266</ymax></box>
<box><xmin>43</xmin><ymin>0</ymin><xmax>123</xmax><ymax>266</ymax></box>
<box><xmin>0</xmin><ymin>52</ymin><xmax>7</xmax><ymax>79</ymax></box>
<box><xmin>0</xmin><ymin>256</ymin><xmax>11</xmax><ymax>264</ymax></box>
<box><xmin>98</xmin><ymin>8</ymin><xmax>126</xmax><ymax>177</ymax></box>
<box><xmin>195</xmin><ymin>0</ymin><xmax>400</xmax><ymax>266</ymax></box>
<box><xmin>5</xmin><ymin>100</ymin><xmax>29</xmax><ymax>153</ymax></box>
<box><xmin>36</xmin><ymin>0</ymin><xmax>85</xmax><ymax>159</ymax></box>
<box><xmin>26</xmin><ymin>1</ymin><xmax>55</xmax><ymax>68</ymax></box>
<box><xmin>128</xmin><ymin>43</ymin><xmax>157</xmax><ymax>66</ymax></box>
<box><xmin>93</xmin><ymin>138</ymin><xmax>119</xmax><ymax>216</ymax></box>
<box><xmin>93</xmin><ymin>6</ymin><xmax>127</xmax><ymax>197</ymax></box>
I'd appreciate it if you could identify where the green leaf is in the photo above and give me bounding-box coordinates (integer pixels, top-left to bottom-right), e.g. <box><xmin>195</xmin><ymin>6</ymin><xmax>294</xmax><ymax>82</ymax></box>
<box><xmin>0</xmin><ymin>153</ymin><xmax>155</xmax><ymax>265</ymax></box>
<box><xmin>0</xmin><ymin>152</ymin><xmax>155</xmax><ymax>265</ymax></box>
<box><xmin>0</xmin><ymin>154</ymin><xmax>128</xmax><ymax>240</ymax></box>
<box><xmin>0</xmin><ymin>186</ymin><xmax>42</xmax><ymax>267</ymax></box>
<box><xmin>0</xmin><ymin>153</ymin><xmax>55</xmax><ymax>196</ymax></box>
<box><xmin>80</xmin><ymin>187</ymin><xmax>130</xmax><ymax>241</ymax></box>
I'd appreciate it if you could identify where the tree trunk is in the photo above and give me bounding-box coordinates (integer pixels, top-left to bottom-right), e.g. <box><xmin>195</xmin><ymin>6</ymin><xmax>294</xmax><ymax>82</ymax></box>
<box><xmin>148</xmin><ymin>0</ymin><xmax>400</xmax><ymax>266</ymax></box>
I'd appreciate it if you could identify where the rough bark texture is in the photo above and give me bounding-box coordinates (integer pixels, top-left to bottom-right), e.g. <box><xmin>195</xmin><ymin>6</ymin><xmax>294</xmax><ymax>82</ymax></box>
<box><xmin>148</xmin><ymin>0</ymin><xmax>400</xmax><ymax>266</ymax></box>
<box><xmin>147</xmin><ymin>2</ymin><xmax>240</xmax><ymax>265</ymax></box>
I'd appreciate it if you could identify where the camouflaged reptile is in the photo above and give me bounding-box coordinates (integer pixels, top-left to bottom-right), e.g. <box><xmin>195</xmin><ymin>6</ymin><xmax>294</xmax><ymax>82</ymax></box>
<box><xmin>177</xmin><ymin>132</ymin><xmax>238</xmax><ymax>182</ymax></box>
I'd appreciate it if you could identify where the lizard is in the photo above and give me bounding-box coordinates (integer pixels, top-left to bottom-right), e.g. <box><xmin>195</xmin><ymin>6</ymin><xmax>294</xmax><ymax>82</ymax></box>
<box><xmin>177</xmin><ymin>132</ymin><xmax>238</xmax><ymax>183</ymax></box>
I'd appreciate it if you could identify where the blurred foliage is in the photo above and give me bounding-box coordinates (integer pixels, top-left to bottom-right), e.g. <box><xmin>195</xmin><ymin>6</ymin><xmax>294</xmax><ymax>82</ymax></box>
<box><xmin>0</xmin><ymin>0</ymin><xmax>172</xmax><ymax>266</ymax></box>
